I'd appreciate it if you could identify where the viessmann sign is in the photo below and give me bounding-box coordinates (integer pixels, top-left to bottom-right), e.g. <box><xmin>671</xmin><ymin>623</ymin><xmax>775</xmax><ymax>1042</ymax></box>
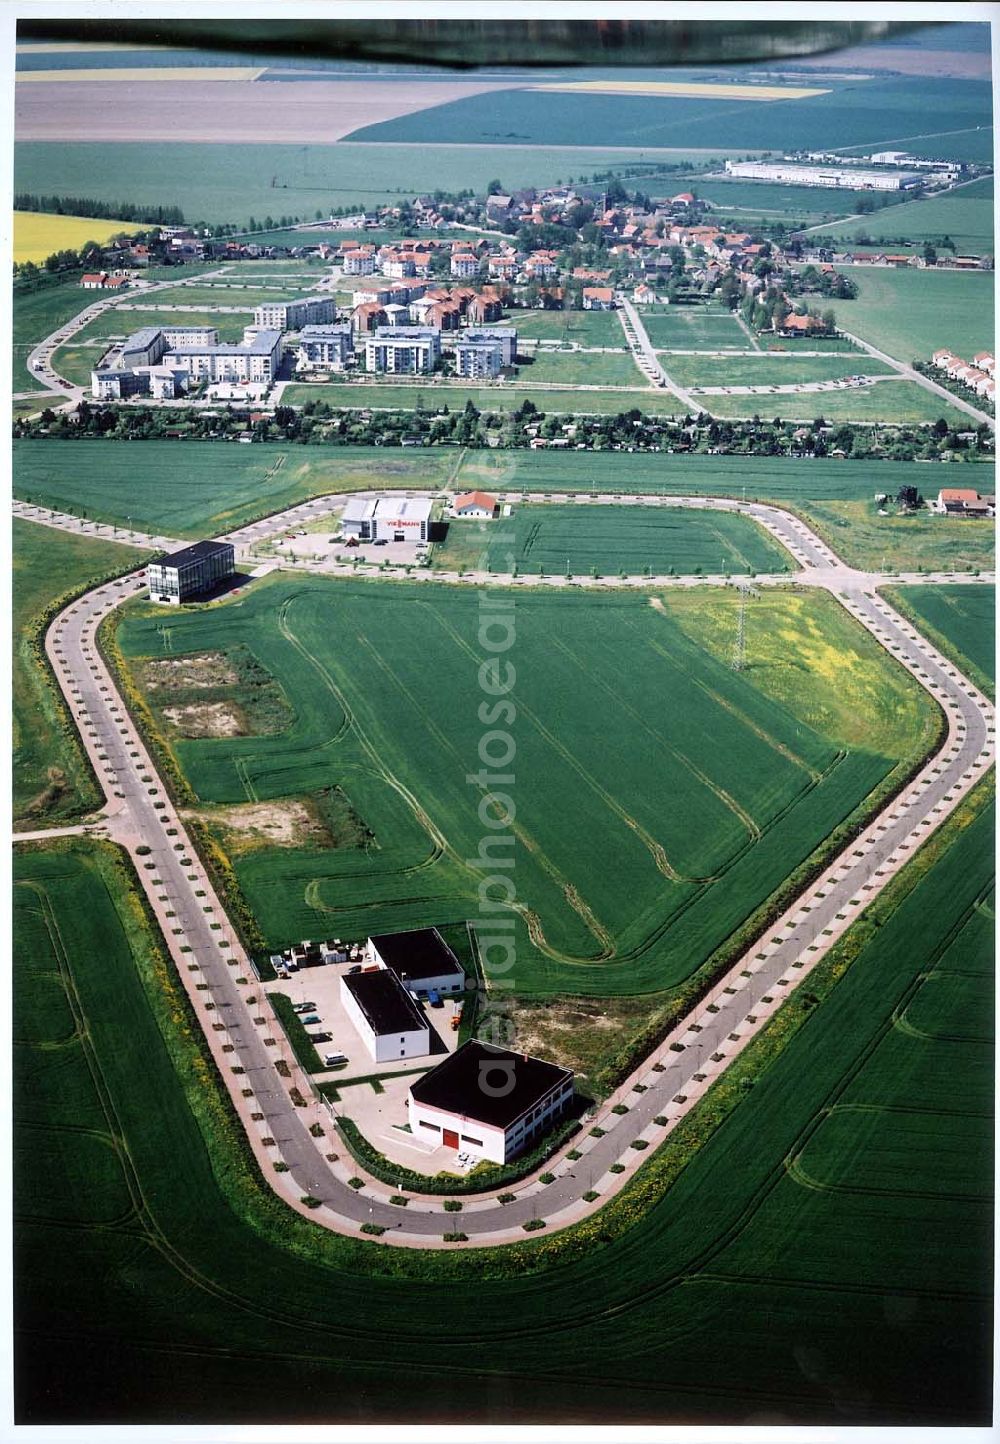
<box><xmin>383</xmin><ymin>517</ymin><xmax>422</xmax><ymax>526</ymax></box>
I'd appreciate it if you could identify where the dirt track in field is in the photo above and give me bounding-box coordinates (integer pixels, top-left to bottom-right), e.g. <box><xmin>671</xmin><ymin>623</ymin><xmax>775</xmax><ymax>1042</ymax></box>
<box><xmin>14</xmin><ymin>75</ymin><xmax>517</xmax><ymax>144</ymax></box>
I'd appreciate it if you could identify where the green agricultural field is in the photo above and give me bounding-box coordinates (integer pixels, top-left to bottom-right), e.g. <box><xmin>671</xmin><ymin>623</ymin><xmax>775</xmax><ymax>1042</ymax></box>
<box><xmin>13</xmin><ymin>273</ymin><xmax>91</xmax><ymax>393</ymax></box>
<box><xmin>432</xmin><ymin>503</ymin><xmax>792</xmax><ymax>576</ymax></box>
<box><xmin>801</xmin><ymin>501</ymin><xmax>994</xmax><ymax>576</ymax></box>
<box><xmin>811</xmin><ymin>176</ymin><xmax>994</xmax><ymax>255</ymax></box>
<box><xmin>13</xmin><ymin>781</ymin><xmax>991</xmax><ymax>1424</ymax></box>
<box><xmin>690</xmin><ymin>177</ymin><xmax>878</xmax><ymax>220</ymax></box>
<box><xmin>14</xmin><ymin>140</ymin><xmax>735</xmax><ymax>228</ymax></box>
<box><xmin>114</xmin><ymin>575</ymin><xmax>934</xmax><ymax>1007</ymax></box>
<box><xmin>11</xmin><ymin>440</ymin><xmax>455</xmax><ymax>538</ymax></box>
<box><xmin>513</xmin><ymin>309</ymin><xmax>627</xmax><ymax>346</ymax></box>
<box><xmin>15</xmin><ymin>438</ymin><xmax>993</xmax><ymax>539</ymax></box>
<box><xmin>641</xmin><ymin>308</ymin><xmax>751</xmax><ymax>350</ymax></box>
<box><xmin>281</xmin><ymin>382</ymin><xmax>679</xmax><ymax>416</ymax></box>
<box><xmin>347</xmin><ymin>74</ymin><xmax>993</xmax><ymax>156</ymax></box>
<box><xmin>71</xmin><ymin>307</ymin><xmax>254</xmax><ymax>344</ymax></box>
<box><xmin>13</xmin><ymin>518</ymin><xmax>145</xmax><ymax>826</ymax></box>
<box><xmin>665</xmin><ymin>355</ymin><xmax>895</xmax><ymax>388</ymax></box>
<box><xmin>702</xmin><ymin>380</ymin><xmax>972</xmax><ymax>427</ymax></box>
<box><xmin>887</xmin><ymin>584</ymin><xmax>995</xmax><ymax>697</ymax></box>
<box><xmin>824</xmin><ymin>266</ymin><xmax>995</xmax><ymax>362</ymax></box>
<box><xmin>517</xmin><ymin>350</ymin><xmax>644</xmax><ymax>387</ymax></box>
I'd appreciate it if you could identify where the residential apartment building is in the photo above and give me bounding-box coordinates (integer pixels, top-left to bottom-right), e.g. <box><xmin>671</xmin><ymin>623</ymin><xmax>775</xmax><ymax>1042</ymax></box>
<box><xmin>365</xmin><ymin>325</ymin><xmax>441</xmax><ymax>374</ymax></box>
<box><xmin>253</xmin><ymin>297</ymin><xmax>337</xmax><ymax>331</ymax></box>
<box><xmin>295</xmin><ymin>324</ymin><xmax>355</xmax><ymax>372</ymax></box>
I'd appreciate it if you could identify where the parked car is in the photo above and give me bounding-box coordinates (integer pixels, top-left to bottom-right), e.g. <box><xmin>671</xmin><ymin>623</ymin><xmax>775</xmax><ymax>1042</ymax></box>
<box><xmin>292</xmin><ymin>1002</ymin><xmax>317</xmax><ymax>1014</ymax></box>
<box><xmin>428</xmin><ymin>989</ymin><xmax>443</xmax><ymax>1008</ymax></box>
<box><xmin>301</xmin><ymin>1014</ymin><xmax>321</xmax><ymax>1026</ymax></box>
<box><xmin>307</xmin><ymin>1031</ymin><xmax>332</xmax><ymax>1044</ymax></box>
<box><xmin>373</xmin><ymin>538</ymin><xmax>388</xmax><ymax>546</ymax></box>
<box><xmin>347</xmin><ymin>964</ymin><xmax>362</xmax><ymax>974</ymax></box>
<box><xmin>324</xmin><ymin>1053</ymin><xmax>348</xmax><ymax>1068</ymax></box>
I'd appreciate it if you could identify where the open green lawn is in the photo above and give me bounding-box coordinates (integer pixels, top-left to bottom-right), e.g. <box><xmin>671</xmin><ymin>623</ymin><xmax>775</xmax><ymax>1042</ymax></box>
<box><xmin>512</xmin><ymin>309</ymin><xmax>627</xmax><ymax>346</ymax></box>
<box><xmin>13</xmin><ymin>274</ymin><xmax>90</xmax><ymax>392</ymax></box>
<box><xmin>824</xmin><ymin>266</ymin><xmax>995</xmax><ymax>362</ymax></box>
<box><xmin>802</xmin><ymin>501</ymin><xmax>994</xmax><ymax>576</ymax></box>
<box><xmin>13</xmin><ymin>778</ymin><xmax>991</xmax><ymax>1423</ymax></box>
<box><xmin>72</xmin><ymin>307</ymin><xmax>254</xmax><ymax>343</ymax></box>
<box><xmin>432</xmin><ymin>503</ymin><xmax>792</xmax><ymax>576</ymax></box>
<box><xmin>13</xmin><ymin>519</ymin><xmax>145</xmax><ymax>826</ymax></box>
<box><xmin>887</xmin><ymin>584</ymin><xmax>995</xmax><ymax>697</ymax></box>
<box><xmin>642</xmin><ymin>309</ymin><xmax>751</xmax><ymax>350</ymax></box>
<box><xmin>143</xmin><ymin>283</ymin><xmax>319</xmax><ymax>307</ymax></box>
<box><xmin>115</xmin><ymin>575</ymin><xmax>934</xmax><ymax>1008</ymax></box>
<box><xmin>702</xmin><ymin>380</ymin><xmax>973</xmax><ymax>427</ymax></box>
<box><xmin>517</xmin><ymin>350</ymin><xmax>645</xmax><ymax>387</ymax></box>
<box><xmin>216</xmin><ymin>259</ymin><xmax>327</xmax><ymax>274</ymax></box>
<box><xmin>666</xmin><ymin>355</ymin><xmax>895</xmax><ymax>388</ymax></box>
<box><xmin>282</xmin><ymin>381</ymin><xmax>679</xmax><ymax>416</ymax></box>
<box><xmin>50</xmin><ymin>343</ymin><xmax>109</xmax><ymax>388</ymax></box>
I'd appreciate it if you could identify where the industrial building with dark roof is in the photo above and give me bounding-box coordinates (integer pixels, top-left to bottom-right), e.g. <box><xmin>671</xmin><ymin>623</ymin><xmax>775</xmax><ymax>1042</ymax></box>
<box><xmin>340</xmin><ymin>969</ymin><xmax>430</xmax><ymax>1064</ymax></box>
<box><xmin>367</xmin><ymin>928</ymin><xmax>465</xmax><ymax>995</ymax></box>
<box><xmin>408</xmin><ymin>1040</ymin><xmax>575</xmax><ymax>1163</ymax></box>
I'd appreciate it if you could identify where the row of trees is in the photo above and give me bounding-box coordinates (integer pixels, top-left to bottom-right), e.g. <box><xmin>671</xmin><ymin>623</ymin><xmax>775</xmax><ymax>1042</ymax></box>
<box><xmin>15</xmin><ymin>397</ymin><xmax>992</xmax><ymax>466</ymax></box>
<box><xmin>14</xmin><ymin>193</ymin><xmax>186</xmax><ymax>226</ymax></box>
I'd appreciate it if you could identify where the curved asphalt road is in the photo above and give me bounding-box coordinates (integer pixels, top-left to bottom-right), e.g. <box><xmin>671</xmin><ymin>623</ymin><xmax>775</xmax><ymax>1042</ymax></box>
<box><xmin>32</xmin><ymin>497</ymin><xmax>995</xmax><ymax>1247</ymax></box>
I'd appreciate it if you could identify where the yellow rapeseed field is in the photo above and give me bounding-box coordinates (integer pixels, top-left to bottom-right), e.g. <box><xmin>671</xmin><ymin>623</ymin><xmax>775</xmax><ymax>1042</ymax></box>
<box><xmin>532</xmin><ymin>79</ymin><xmax>829</xmax><ymax>101</ymax></box>
<box><xmin>14</xmin><ymin>211</ymin><xmax>143</xmax><ymax>265</ymax></box>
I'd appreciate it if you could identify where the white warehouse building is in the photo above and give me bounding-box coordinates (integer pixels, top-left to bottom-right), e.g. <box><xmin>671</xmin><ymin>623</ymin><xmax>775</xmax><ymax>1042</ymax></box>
<box><xmin>408</xmin><ymin>1040</ymin><xmax>575</xmax><ymax>1165</ymax></box>
<box><xmin>340</xmin><ymin>969</ymin><xmax>430</xmax><ymax>1064</ymax></box>
<box><xmin>341</xmin><ymin>495</ymin><xmax>433</xmax><ymax>543</ymax></box>
<box><xmin>724</xmin><ymin>160</ymin><xmax>922</xmax><ymax>191</ymax></box>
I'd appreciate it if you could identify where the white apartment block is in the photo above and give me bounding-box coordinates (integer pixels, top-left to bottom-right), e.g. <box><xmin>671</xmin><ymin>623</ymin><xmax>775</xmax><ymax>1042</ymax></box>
<box><xmin>365</xmin><ymin>326</ymin><xmax>441</xmax><ymax>374</ymax></box>
<box><xmin>253</xmin><ymin>297</ymin><xmax>338</xmax><ymax>331</ymax></box>
<box><xmin>295</xmin><ymin>324</ymin><xmax>355</xmax><ymax>372</ymax></box>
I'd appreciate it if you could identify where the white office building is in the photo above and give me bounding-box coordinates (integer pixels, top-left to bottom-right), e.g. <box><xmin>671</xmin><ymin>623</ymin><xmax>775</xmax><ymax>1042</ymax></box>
<box><xmin>341</xmin><ymin>494</ymin><xmax>434</xmax><ymax>543</ymax></box>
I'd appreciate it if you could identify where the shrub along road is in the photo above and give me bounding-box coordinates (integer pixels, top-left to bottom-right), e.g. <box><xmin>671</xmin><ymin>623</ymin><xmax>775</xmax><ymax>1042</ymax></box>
<box><xmin>24</xmin><ymin>491</ymin><xmax>995</xmax><ymax>1247</ymax></box>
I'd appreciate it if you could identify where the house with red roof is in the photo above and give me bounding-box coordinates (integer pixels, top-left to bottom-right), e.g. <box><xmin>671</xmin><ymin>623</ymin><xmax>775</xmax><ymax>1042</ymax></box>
<box><xmin>453</xmin><ymin>491</ymin><xmax>498</xmax><ymax>518</ymax></box>
<box><xmin>582</xmin><ymin>286</ymin><xmax>615</xmax><ymax>310</ymax></box>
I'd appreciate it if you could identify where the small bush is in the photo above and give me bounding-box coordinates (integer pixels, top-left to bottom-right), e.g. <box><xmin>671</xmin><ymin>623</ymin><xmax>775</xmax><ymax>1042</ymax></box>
<box><xmin>443</xmin><ymin>1199</ymin><xmax>463</xmax><ymax>1212</ymax></box>
<box><xmin>611</xmin><ymin>1104</ymin><xmax>628</xmax><ymax>1115</ymax></box>
<box><xmin>497</xmin><ymin>1192</ymin><xmax>516</xmax><ymax>1205</ymax></box>
<box><xmin>362</xmin><ymin>1222</ymin><xmax>386</xmax><ymax>1236</ymax></box>
<box><xmin>609</xmin><ymin>1163</ymin><xmax>626</xmax><ymax>1174</ymax></box>
<box><xmin>631</xmin><ymin>1139</ymin><xmax>649</xmax><ymax>1151</ymax></box>
<box><xmin>590</xmin><ymin>1126</ymin><xmax>606</xmax><ymax>1138</ymax></box>
<box><xmin>300</xmin><ymin>1195</ymin><xmax>322</xmax><ymax>1209</ymax></box>
<box><xmin>522</xmin><ymin>1218</ymin><xmax>546</xmax><ymax>1232</ymax></box>
<box><xmin>389</xmin><ymin>1195</ymin><xmax>408</xmax><ymax>1206</ymax></box>
<box><xmin>347</xmin><ymin>1177</ymin><xmax>364</xmax><ymax>1190</ymax></box>
<box><xmin>136</xmin><ymin>845</ymin><xmax>151</xmax><ymax>856</ymax></box>
<box><xmin>583</xmin><ymin>1189</ymin><xmax>599</xmax><ymax>1202</ymax></box>
<box><xmin>273</xmin><ymin>1162</ymin><xmax>288</xmax><ymax>1173</ymax></box>
<box><xmin>443</xmin><ymin>1232</ymin><xmax>468</xmax><ymax>1242</ymax></box>
<box><xmin>566</xmin><ymin>1149</ymin><xmax>582</xmax><ymax>1161</ymax></box>
<box><xmin>539</xmin><ymin>1172</ymin><xmax>555</xmax><ymax>1185</ymax></box>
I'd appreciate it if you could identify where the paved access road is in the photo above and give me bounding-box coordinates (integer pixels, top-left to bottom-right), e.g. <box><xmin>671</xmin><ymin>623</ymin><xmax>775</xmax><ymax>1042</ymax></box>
<box><xmin>27</xmin><ymin>495</ymin><xmax>995</xmax><ymax>1248</ymax></box>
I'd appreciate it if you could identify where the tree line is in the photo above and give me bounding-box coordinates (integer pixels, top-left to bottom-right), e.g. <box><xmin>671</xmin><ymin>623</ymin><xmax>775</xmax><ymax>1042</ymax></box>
<box><xmin>15</xmin><ymin>194</ymin><xmax>186</xmax><ymax>226</ymax></box>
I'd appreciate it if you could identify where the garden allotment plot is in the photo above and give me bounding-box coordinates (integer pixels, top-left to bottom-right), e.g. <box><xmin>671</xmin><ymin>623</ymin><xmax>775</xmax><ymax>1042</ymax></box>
<box><xmin>118</xmin><ymin>578</ymin><xmax>911</xmax><ymax>997</ymax></box>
